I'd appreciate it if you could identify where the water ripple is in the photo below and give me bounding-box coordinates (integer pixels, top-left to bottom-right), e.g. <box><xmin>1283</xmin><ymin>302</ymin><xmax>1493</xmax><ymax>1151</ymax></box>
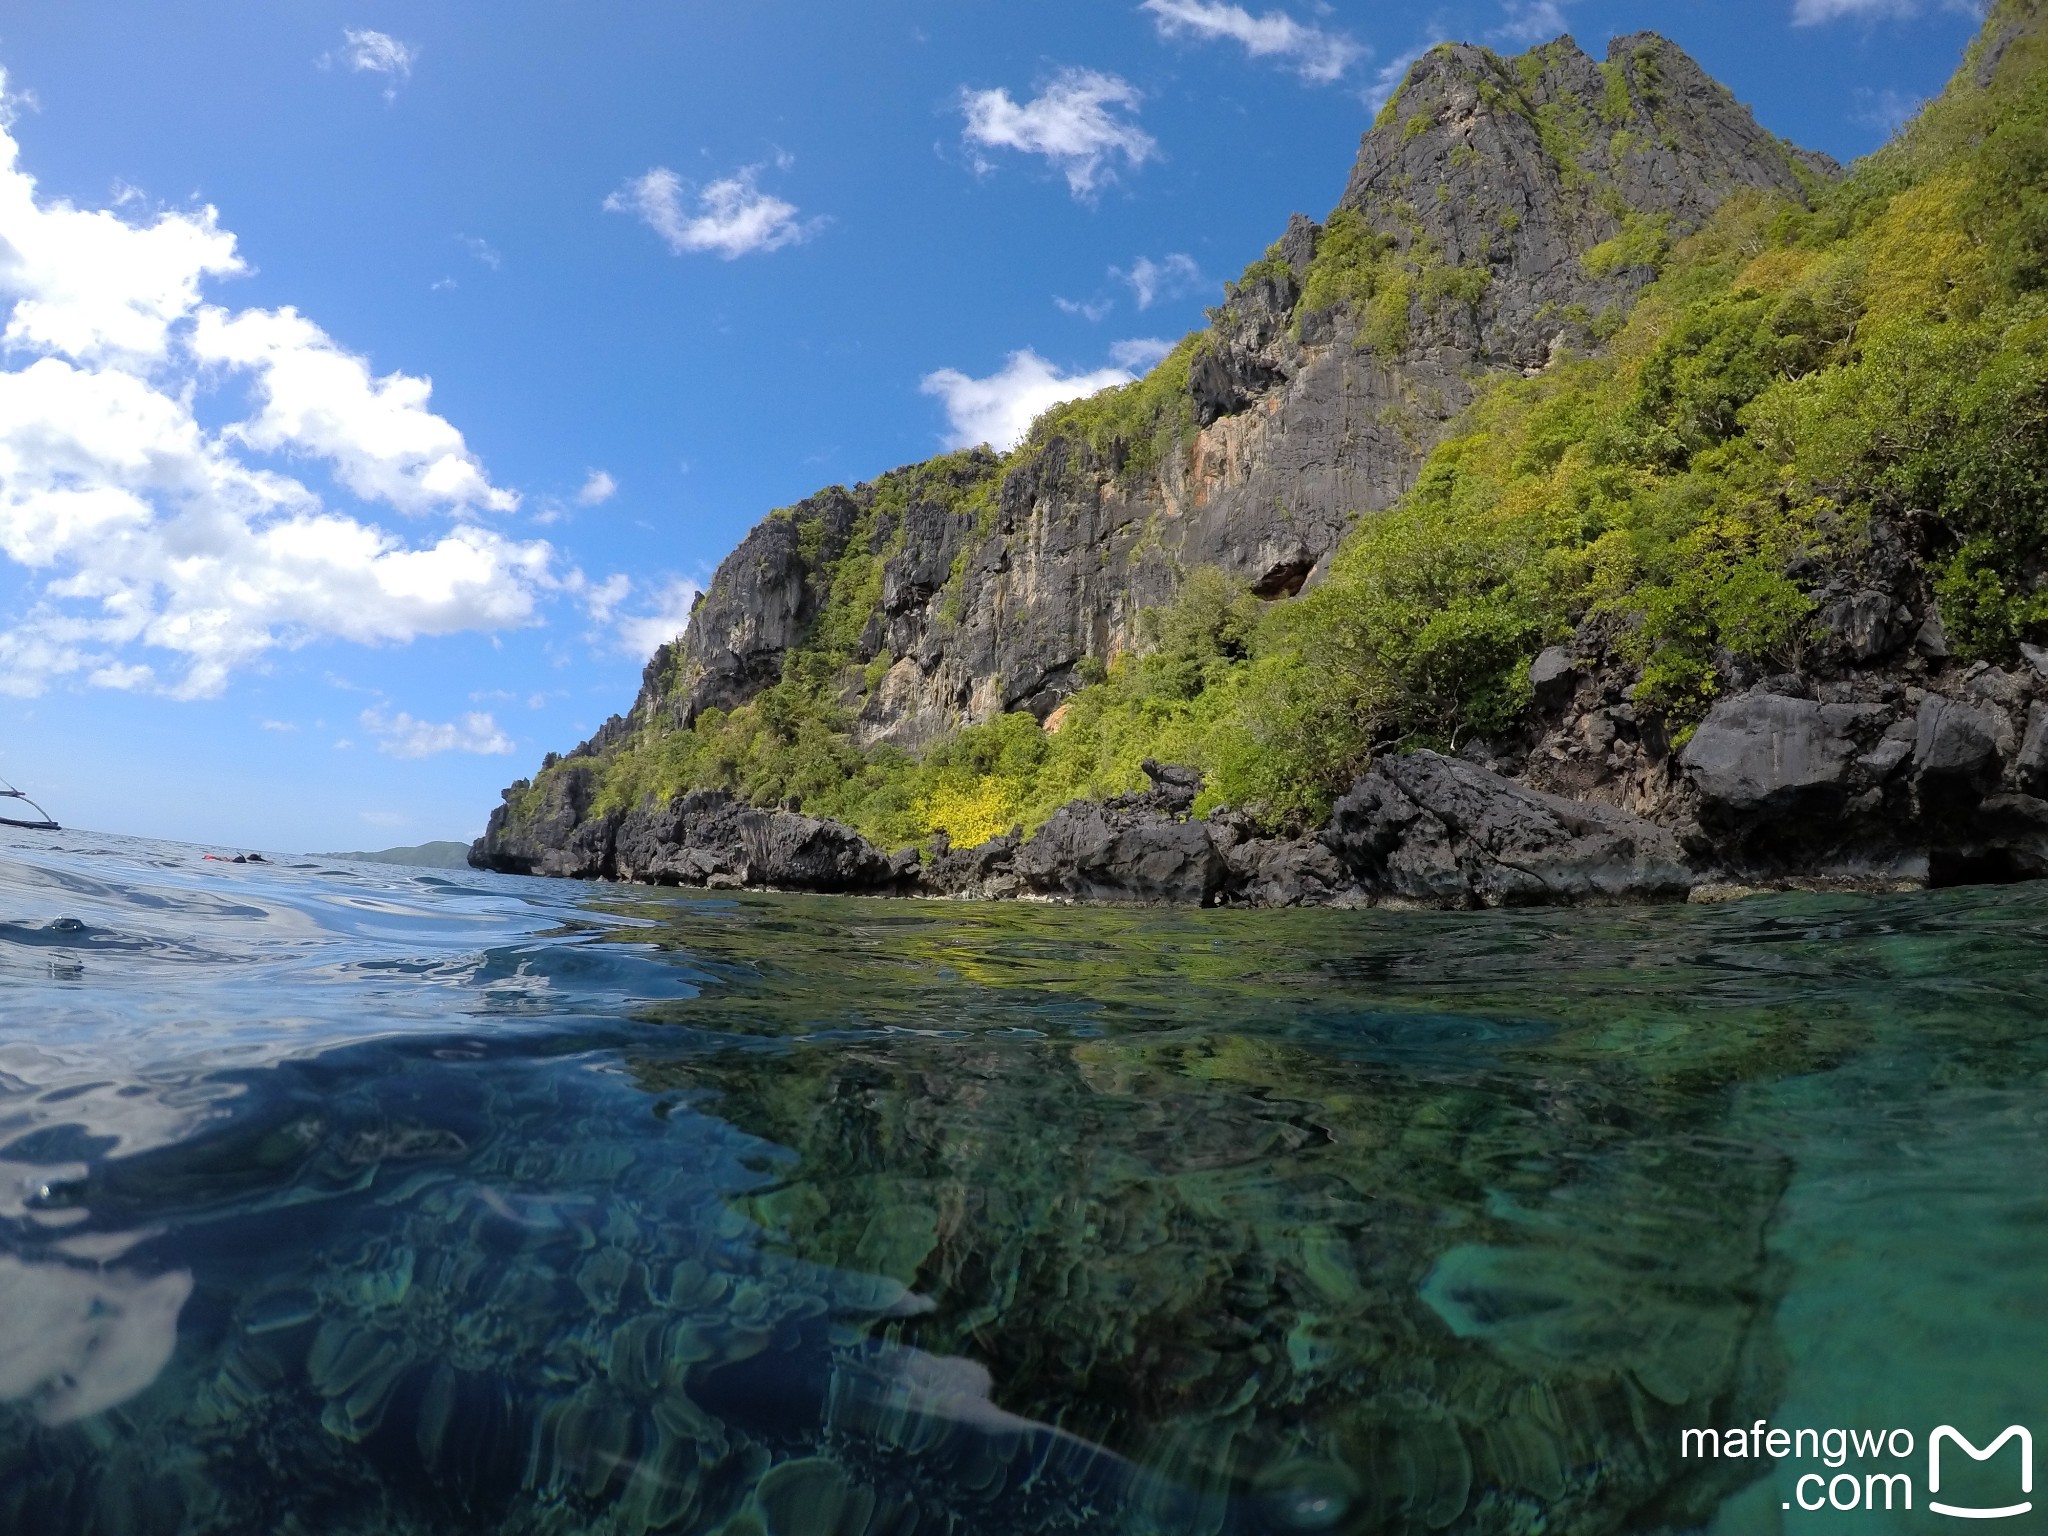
<box><xmin>1</xmin><ymin>829</ymin><xmax>2045</xmax><ymax>1532</ymax></box>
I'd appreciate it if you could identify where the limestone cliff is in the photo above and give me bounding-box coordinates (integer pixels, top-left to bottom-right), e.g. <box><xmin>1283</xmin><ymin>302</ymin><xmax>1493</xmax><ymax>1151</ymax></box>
<box><xmin>580</xmin><ymin>33</ymin><xmax>1827</xmax><ymax>760</ymax></box>
<box><xmin>472</xmin><ymin>5</ymin><xmax>2048</xmax><ymax>906</ymax></box>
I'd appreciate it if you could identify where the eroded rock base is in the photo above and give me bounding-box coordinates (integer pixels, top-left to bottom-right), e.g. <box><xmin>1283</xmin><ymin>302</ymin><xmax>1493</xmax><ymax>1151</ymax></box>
<box><xmin>473</xmin><ymin>756</ymin><xmax>1693</xmax><ymax>909</ymax></box>
<box><xmin>473</xmin><ymin>674</ymin><xmax>2048</xmax><ymax>911</ymax></box>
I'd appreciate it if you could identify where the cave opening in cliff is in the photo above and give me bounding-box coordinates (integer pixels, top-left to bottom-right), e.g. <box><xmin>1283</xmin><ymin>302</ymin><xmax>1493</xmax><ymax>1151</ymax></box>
<box><xmin>1251</xmin><ymin>560</ymin><xmax>1314</xmax><ymax>601</ymax></box>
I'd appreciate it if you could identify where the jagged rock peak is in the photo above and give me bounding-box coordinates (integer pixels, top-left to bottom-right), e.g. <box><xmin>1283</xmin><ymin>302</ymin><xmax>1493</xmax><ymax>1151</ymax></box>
<box><xmin>1355</xmin><ymin>32</ymin><xmax>1827</xmax><ymax>214</ymax></box>
<box><xmin>1341</xmin><ymin>32</ymin><xmax>1828</xmax><ymax>367</ymax></box>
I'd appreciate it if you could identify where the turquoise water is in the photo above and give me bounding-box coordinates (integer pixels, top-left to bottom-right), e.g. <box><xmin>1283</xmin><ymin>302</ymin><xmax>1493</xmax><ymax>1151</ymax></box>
<box><xmin>2</xmin><ymin>829</ymin><xmax>2044</xmax><ymax>1534</ymax></box>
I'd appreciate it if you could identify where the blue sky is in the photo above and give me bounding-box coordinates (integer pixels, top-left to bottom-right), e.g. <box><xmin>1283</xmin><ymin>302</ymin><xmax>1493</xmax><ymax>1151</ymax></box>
<box><xmin>0</xmin><ymin>0</ymin><xmax>1985</xmax><ymax>852</ymax></box>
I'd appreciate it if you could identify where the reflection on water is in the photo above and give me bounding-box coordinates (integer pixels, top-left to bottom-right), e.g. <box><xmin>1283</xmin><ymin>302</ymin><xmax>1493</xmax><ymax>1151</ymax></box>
<box><xmin>0</xmin><ymin>828</ymin><xmax>2044</xmax><ymax>1533</ymax></box>
<box><xmin>0</xmin><ymin>1255</ymin><xmax>192</xmax><ymax>1425</ymax></box>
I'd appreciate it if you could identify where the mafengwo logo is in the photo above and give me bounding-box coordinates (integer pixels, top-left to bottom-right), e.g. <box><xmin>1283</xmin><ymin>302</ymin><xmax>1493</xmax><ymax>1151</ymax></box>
<box><xmin>1681</xmin><ymin>1422</ymin><xmax>2033</xmax><ymax>1517</ymax></box>
<box><xmin>1931</xmin><ymin>1428</ymin><xmax>2034</xmax><ymax>1520</ymax></box>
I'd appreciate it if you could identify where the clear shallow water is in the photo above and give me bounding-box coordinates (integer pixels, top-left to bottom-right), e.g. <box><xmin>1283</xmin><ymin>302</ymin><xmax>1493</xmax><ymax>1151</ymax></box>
<box><xmin>2</xmin><ymin>830</ymin><xmax>2045</xmax><ymax>1535</ymax></box>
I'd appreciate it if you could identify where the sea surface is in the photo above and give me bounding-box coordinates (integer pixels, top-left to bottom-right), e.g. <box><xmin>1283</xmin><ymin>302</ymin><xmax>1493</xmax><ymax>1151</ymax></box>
<box><xmin>2</xmin><ymin>828</ymin><xmax>2044</xmax><ymax>1535</ymax></box>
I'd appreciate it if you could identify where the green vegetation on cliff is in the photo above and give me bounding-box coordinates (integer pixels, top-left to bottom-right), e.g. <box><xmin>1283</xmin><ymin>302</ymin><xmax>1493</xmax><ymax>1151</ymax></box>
<box><xmin>513</xmin><ymin>3</ymin><xmax>2048</xmax><ymax>851</ymax></box>
<box><xmin>589</xmin><ymin>450</ymin><xmax>1003</xmax><ymax>840</ymax></box>
<box><xmin>1022</xmin><ymin>333</ymin><xmax>1207</xmax><ymax>485</ymax></box>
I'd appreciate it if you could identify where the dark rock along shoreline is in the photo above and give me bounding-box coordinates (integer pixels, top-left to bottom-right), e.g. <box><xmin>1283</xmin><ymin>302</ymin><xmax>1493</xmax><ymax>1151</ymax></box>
<box><xmin>473</xmin><ymin>630</ymin><xmax>2048</xmax><ymax>907</ymax></box>
<box><xmin>471</xmin><ymin>26</ymin><xmax>2048</xmax><ymax>909</ymax></box>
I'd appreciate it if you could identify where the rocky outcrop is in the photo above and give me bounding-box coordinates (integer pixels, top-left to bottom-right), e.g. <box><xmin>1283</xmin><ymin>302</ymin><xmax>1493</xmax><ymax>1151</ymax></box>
<box><xmin>1665</xmin><ymin>668</ymin><xmax>2048</xmax><ymax>886</ymax></box>
<box><xmin>665</xmin><ymin>490</ymin><xmax>858</xmax><ymax>723</ymax></box>
<box><xmin>610</xmin><ymin>792</ymin><xmax>915</xmax><ymax>893</ymax></box>
<box><xmin>472</xmin><ymin>785</ymin><xmax>916</xmax><ymax>894</ymax></box>
<box><xmin>1321</xmin><ymin>751</ymin><xmax>1694</xmax><ymax>906</ymax></box>
<box><xmin>1914</xmin><ymin>693</ymin><xmax>2006</xmax><ymax>806</ymax></box>
<box><xmin>1340</xmin><ymin>34</ymin><xmax>1827</xmax><ymax>374</ymax></box>
<box><xmin>471</xmin><ymin>754</ymin><xmax>1697</xmax><ymax>909</ymax></box>
<box><xmin>916</xmin><ymin>760</ymin><xmax>1227</xmax><ymax>905</ymax></box>
<box><xmin>1212</xmin><ymin>814</ymin><xmax>1354</xmax><ymax>909</ymax></box>
<box><xmin>1679</xmin><ymin>693</ymin><xmax>1875</xmax><ymax>820</ymax></box>
<box><xmin>470</xmin><ymin>669</ymin><xmax>2048</xmax><ymax>902</ymax></box>
<box><xmin>1009</xmin><ymin>802</ymin><xmax>1227</xmax><ymax>906</ymax></box>
<box><xmin>471</xmin><ymin>765</ymin><xmax>619</xmax><ymax>880</ymax></box>
<box><xmin>2017</xmin><ymin>702</ymin><xmax>2048</xmax><ymax>790</ymax></box>
<box><xmin>916</xmin><ymin>753</ymin><xmax>1698</xmax><ymax>909</ymax></box>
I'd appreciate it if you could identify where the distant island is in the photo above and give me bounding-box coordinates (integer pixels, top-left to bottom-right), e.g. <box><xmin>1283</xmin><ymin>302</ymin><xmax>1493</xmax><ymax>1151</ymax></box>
<box><xmin>326</xmin><ymin>841</ymin><xmax>474</xmax><ymax>870</ymax></box>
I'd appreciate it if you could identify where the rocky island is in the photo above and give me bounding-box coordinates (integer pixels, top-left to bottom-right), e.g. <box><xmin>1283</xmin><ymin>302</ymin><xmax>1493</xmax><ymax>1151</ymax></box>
<box><xmin>475</xmin><ymin>5</ymin><xmax>2048</xmax><ymax>908</ymax></box>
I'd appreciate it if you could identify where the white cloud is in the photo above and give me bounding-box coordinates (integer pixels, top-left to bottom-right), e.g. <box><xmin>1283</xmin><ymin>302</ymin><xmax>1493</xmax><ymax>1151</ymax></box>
<box><xmin>574</xmin><ymin>571</ymin><xmax>631</xmax><ymax>625</ymax></box>
<box><xmin>336</xmin><ymin>29</ymin><xmax>415</xmax><ymax>100</ymax></box>
<box><xmin>614</xmin><ymin>578</ymin><xmax>703</xmax><ymax>659</ymax></box>
<box><xmin>89</xmin><ymin>661</ymin><xmax>151</xmax><ymax>690</ymax></box>
<box><xmin>0</xmin><ymin>160</ymin><xmax>241</xmax><ymax>363</ymax></box>
<box><xmin>260</xmin><ymin>719</ymin><xmax>298</xmax><ymax>731</ymax></box>
<box><xmin>1117</xmin><ymin>252</ymin><xmax>1203</xmax><ymax>309</ymax></box>
<box><xmin>1139</xmin><ymin>0</ymin><xmax>1365</xmax><ymax>83</ymax></box>
<box><xmin>921</xmin><ymin>349</ymin><xmax>1140</xmax><ymax>452</ymax></box>
<box><xmin>0</xmin><ymin>75</ymin><xmax>553</xmax><ymax>699</ymax></box>
<box><xmin>575</xmin><ymin>469</ymin><xmax>617</xmax><ymax>506</ymax></box>
<box><xmin>459</xmin><ymin>235</ymin><xmax>500</xmax><ymax>270</ymax></box>
<box><xmin>1055</xmin><ymin>295</ymin><xmax>1114</xmax><ymax>321</ymax></box>
<box><xmin>605</xmin><ymin>165</ymin><xmax>816</xmax><ymax>259</ymax></box>
<box><xmin>1792</xmin><ymin>0</ymin><xmax>1977</xmax><ymax>20</ymax></box>
<box><xmin>959</xmin><ymin>69</ymin><xmax>1159</xmax><ymax>198</ymax></box>
<box><xmin>1110</xmin><ymin>337</ymin><xmax>1175</xmax><ymax>370</ymax></box>
<box><xmin>360</xmin><ymin>706</ymin><xmax>514</xmax><ymax>759</ymax></box>
<box><xmin>1492</xmin><ymin>1</ymin><xmax>1573</xmax><ymax>44</ymax></box>
<box><xmin>191</xmin><ymin>306</ymin><xmax>518</xmax><ymax>516</ymax></box>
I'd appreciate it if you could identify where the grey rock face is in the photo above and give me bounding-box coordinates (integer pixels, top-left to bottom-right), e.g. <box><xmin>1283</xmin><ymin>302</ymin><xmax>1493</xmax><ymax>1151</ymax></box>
<box><xmin>920</xmin><ymin>763</ymin><xmax>1230</xmax><ymax>906</ymax></box>
<box><xmin>658</xmin><ymin>487</ymin><xmax>862</xmax><ymax>724</ymax></box>
<box><xmin>1915</xmin><ymin>607</ymin><xmax>1951</xmax><ymax>659</ymax></box>
<box><xmin>1679</xmin><ymin>693</ymin><xmax>1866</xmax><ymax>816</ymax></box>
<box><xmin>470</xmin><ymin>766</ymin><xmax>617</xmax><ymax>880</ymax></box>
<box><xmin>923</xmin><ymin>831</ymin><xmax>1026</xmax><ymax>900</ymax></box>
<box><xmin>1219</xmin><ymin>836</ymin><xmax>1352</xmax><ymax>908</ymax></box>
<box><xmin>2018</xmin><ymin>703</ymin><xmax>2048</xmax><ymax>793</ymax></box>
<box><xmin>1914</xmin><ymin>694</ymin><xmax>2004</xmax><ymax>803</ymax></box>
<box><xmin>472</xmin><ymin>782</ymin><xmax>913</xmax><ymax>893</ymax></box>
<box><xmin>612</xmin><ymin>790</ymin><xmax>907</xmax><ymax>893</ymax></box>
<box><xmin>1011</xmin><ymin>801</ymin><xmax>1228</xmax><ymax>907</ymax></box>
<box><xmin>1822</xmin><ymin>590</ymin><xmax>1908</xmax><ymax>662</ymax></box>
<box><xmin>1344</xmin><ymin>34</ymin><xmax>1816</xmax><ymax>372</ymax></box>
<box><xmin>1116</xmin><ymin>759</ymin><xmax>1203</xmax><ymax>816</ymax></box>
<box><xmin>1960</xmin><ymin>794</ymin><xmax>2048</xmax><ymax>878</ymax></box>
<box><xmin>1977</xmin><ymin>16</ymin><xmax>2029</xmax><ymax>88</ymax></box>
<box><xmin>1857</xmin><ymin>737</ymin><xmax>1914</xmax><ymax>783</ymax></box>
<box><xmin>1322</xmin><ymin>751</ymin><xmax>1693</xmax><ymax>906</ymax></box>
<box><xmin>1967</xmin><ymin>665</ymin><xmax>2030</xmax><ymax>713</ymax></box>
<box><xmin>915</xmin><ymin>774</ymin><xmax>1231</xmax><ymax>906</ymax></box>
<box><xmin>1529</xmin><ymin>646</ymin><xmax>1577</xmax><ymax>709</ymax></box>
